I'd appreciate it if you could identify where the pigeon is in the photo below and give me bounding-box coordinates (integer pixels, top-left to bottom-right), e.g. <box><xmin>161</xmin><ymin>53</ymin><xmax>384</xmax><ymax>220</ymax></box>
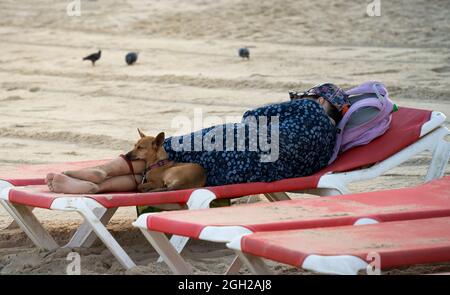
<box><xmin>125</xmin><ymin>52</ymin><xmax>138</xmax><ymax>65</ymax></box>
<box><xmin>83</xmin><ymin>50</ymin><xmax>101</xmax><ymax>66</ymax></box>
<box><xmin>238</xmin><ymin>47</ymin><xmax>250</xmax><ymax>59</ymax></box>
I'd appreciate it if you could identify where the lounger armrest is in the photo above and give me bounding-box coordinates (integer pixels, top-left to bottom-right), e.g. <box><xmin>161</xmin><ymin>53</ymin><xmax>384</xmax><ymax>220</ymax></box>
<box><xmin>420</xmin><ymin>111</ymin><xmax>446</xmax><ymax>137</ymax></box>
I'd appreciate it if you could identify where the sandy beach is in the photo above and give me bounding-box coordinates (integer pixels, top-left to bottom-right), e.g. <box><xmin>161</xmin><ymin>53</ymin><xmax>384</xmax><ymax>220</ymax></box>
<box><xmin>0</xmin><ymin>0</ymin><xmax>449</xmax><ymax>274</ymax></box>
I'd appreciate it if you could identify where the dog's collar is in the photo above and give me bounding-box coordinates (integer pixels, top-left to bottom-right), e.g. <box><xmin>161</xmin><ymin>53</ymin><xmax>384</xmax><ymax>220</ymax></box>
<box><xmin>141</xmin><ymin>159</ymin><xmax>173</xmax><ymax>185</ymax></box>
<box><xmin>145</xmin><ymin>159</ymin><xmax>172</xmax><ymax>172</ymax></box>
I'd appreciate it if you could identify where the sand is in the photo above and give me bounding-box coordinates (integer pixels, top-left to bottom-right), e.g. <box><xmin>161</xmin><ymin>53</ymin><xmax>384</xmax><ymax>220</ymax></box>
<box><xmin>0</xmin><ymin>0</ymin><xmax>449</xmax><ymax>275</ymax></box>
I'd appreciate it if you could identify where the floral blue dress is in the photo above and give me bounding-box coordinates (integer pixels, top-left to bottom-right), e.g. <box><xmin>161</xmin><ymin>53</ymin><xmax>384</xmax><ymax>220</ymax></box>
<box><xmin>163</xmin><ymin>99</ymin><xmax>336</xmax><ymax>186</ymax></box>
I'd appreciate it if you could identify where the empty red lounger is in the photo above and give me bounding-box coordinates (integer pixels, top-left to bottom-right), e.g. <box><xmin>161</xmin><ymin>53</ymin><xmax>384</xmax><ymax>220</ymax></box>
<box><xmin>132</xmin><ymin>176</ymin><xmax>450</xmax><ymax>274</ymax></box>
<box><xmin>228</xmin><ymin>216</ymin><xmax>450</xmax><ymax>275</ymax></box>
<box><xmin>0</xmin><ymin>107</ymin><xmax>449</xmax><ymax>272</ymax></box>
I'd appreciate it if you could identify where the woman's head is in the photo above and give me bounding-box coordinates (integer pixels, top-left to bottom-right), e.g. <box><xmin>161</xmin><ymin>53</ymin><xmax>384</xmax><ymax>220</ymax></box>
<box><xmin>314</xmin><ymin>96</ymin><xmax>343</xmax><ymax>125</ymax></box>
<box><xmin>296</xmin><ymin>83</ymin><xmax>350</xmax><ymax>125</ymax></box>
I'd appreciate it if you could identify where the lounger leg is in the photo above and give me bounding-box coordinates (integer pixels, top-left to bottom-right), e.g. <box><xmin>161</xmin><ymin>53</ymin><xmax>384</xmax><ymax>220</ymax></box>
<box><xmin>0</xmin><ymin>199</ymin><xmax>58</xmax><ymax>250</ymax></box>
<box><xmin>140</xmin><ymin>229</ymin><xmax>194</xmax><ymax>275</ymax></box>
<box><xmin>225</xmin><ymin>255</ymin><xmax>243</xmax><ymax>274</ymax></box>
<box><xmin>233</xmin><ymin>251</ymin><xmax>272</xmax><ymax>275</ymax></box>
<box><xmin>164</xmin><ymin>235</ymin><xmax>190</xmax><ymax>260</ymax></box>
<box><xmin>425</xmin><ymin>135</ymin><xmax>450</xmax><ymax>181</ymax></box>
<box><xmin>65</xmin><ymin>207</ymin><xmax>117</xmax><ymax>248</ymax></box>
<box><xmin>264</xmin><ymin>192</ymin><xmax>291</xmax><ymax>201</ymax></box>
<box><xmin>156</xmin><ymin>189</ymin><xmax>217</xmax><ymax>263</ymax></box>
<box><xmin>72</xmin><ymin>201</ymin><xmax>135</xmax><ymax>269</ymax></box>
<box><xmin>5</xmin><ymin>206</ymin><xmax>36</xmax><ymax>230</ymax></box>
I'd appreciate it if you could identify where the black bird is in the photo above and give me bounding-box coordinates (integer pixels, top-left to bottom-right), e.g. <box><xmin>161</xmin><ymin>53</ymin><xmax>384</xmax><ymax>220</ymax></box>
<box><xmin>238</xmin><ymin>47</ymin><xmax>250</xmax><ymax>59</ymax></box>
<box><xmin>83</xmin><ymin>50</ymin><xmax>101</xmax><ymax>66</ymax></box>
<box><xmin>125</xmin><ymin>52</ymin><xmax>138</xmax><ymax>65</ymax></box>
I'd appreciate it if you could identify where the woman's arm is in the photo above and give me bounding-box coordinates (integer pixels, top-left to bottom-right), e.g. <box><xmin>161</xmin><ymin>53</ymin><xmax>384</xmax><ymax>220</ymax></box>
<box><xmin>242</xmin><ymin>99</ymin><xmax>307</xmax><ymax>121</ymax></box>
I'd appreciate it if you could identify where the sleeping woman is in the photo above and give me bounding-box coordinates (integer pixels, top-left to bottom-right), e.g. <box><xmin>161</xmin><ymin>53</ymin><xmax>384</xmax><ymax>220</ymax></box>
<box><xmin>46</xmin><ymin>83</ymin><xmax>350</xmax><ymax>194</ymax></box>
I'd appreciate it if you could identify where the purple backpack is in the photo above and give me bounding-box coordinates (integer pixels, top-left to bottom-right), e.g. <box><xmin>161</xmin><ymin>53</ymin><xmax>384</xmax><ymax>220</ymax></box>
<box><xmin>328</xmin><ymin>81</ymin><xmax>396</xmax><ymax>164</ymax></box>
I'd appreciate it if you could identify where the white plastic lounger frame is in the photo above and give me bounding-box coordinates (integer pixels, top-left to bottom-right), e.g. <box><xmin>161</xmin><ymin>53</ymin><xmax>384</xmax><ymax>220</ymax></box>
<box><xmin>1</xmin><ymin>112</ymin><xmax>449</xmax><ymax>271</ymax></box>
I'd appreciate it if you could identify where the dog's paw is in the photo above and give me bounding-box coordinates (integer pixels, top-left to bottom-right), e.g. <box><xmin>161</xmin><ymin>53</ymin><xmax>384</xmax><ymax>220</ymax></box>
<box><xmin>137</xmin><ymin>184</ymin><xmax>149</xmax><ymax>192</ymax></box>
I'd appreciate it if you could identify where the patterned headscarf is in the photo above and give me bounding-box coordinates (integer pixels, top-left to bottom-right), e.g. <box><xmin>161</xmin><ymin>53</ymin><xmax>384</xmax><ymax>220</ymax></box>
<box><xmin>290</xmin><ymin>83</ymin><xmax>351</xmax><ymax>114</ymax></box>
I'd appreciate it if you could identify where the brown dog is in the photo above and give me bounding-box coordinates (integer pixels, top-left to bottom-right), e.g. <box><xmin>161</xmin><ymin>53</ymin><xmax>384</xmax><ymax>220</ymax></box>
<box><xmin>125</xmin><ymin>129</ymin><xmax>206</xmax><ymax>192</ymax></box>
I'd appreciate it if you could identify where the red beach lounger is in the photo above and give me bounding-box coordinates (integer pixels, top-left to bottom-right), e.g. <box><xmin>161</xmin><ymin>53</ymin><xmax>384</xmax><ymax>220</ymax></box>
<box><xmin>227</xmin><ymin>216</ymin><xmax>450</xmax><ymax>275</ymax></box>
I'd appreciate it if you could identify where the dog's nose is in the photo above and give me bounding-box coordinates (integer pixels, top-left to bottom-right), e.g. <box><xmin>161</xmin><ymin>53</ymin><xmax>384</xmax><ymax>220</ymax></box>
<box><xmin>124</xmin><ymin>151</ymin><xmax>134</xmax><ymax>160</ymax></box>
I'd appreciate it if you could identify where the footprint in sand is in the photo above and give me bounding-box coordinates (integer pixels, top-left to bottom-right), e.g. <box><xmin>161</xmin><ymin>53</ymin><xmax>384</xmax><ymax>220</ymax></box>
<box><xmin>353</xmin><ymin>69</ymin><xmax>400</xmax><ymax>76</ymax></box>
<box><xmin>29</xmin><ymin>87</ymin><xmax>40</xmax><ymax>93</ymax></box>
<box><xmin>336</xmin><ymin>47</ymin><xmax>355</xmax><ymax>51</ymax></box>
<box><xmin>12</xmin><ymin>124</ymin><xmax>28</xmax><ymax>128</ymax></box>
<box><xmin>431</xmin><ymin>66</ymin><xmax>450</xmax><ymax>74</ymax></box>
<box><xmin>63</xmin><ymin>151</ymin><xmax>80</xmax><ymax>156</ymax></box>
<box><xmin>0</xmin><ymin>96</ymin><xmax>23</xmax><ymax>102</ymax></box>
<box><xmin>2</xmin><ymin>82</ymin><xmax>22</xmax><ymax>91</ymax></box>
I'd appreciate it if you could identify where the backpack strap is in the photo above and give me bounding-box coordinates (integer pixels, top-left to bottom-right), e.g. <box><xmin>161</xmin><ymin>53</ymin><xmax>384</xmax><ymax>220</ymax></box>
<box><xmin>346</xmin><ymin>81</ymin><xmax>387</xmax><ymax>97</ymax></box>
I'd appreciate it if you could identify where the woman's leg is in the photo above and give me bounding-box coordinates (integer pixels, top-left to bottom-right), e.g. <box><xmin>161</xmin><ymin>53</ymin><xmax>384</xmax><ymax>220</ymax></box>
<box><xmin>51</xmin><ymin>156</ymin><xmax>145</xmax><ymax>184</ymax></box>
<box><xmin>96</xmin><ymin>174</ymin><xmax>143</xmax><ymax>193</ymax></box>
<box><xmin>49</xmin><ymin>173</ymin><xmax>142</xmax><ymax>194</ymax></box>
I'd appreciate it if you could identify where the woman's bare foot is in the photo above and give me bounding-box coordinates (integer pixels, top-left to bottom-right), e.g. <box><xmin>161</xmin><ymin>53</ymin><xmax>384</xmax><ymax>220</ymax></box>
<box><xmin>45</xmin><ymin>173</ymin><xmax>55</xmax><ymax>184</ymax></box>
<box><xmin>50</xmin><ymin>173</ymin><xmax>99</xmax><ymax>194</ymax></box>
<box><xmin>63</xmin><ymin>168</ymin><xmax>107</xmax><ymax>184</ymax></box>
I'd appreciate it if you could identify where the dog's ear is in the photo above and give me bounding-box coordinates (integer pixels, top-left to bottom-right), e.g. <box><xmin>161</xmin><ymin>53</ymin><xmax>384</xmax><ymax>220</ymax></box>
<box><xmin>154</xmin><ymin>132</ymin><xmax>165</xmax><ymax>147</ymax></box>
<box><xmin>137</xmin><ymin>128</ymin><xmax>146</xmax><ymax>138</ymax></box>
